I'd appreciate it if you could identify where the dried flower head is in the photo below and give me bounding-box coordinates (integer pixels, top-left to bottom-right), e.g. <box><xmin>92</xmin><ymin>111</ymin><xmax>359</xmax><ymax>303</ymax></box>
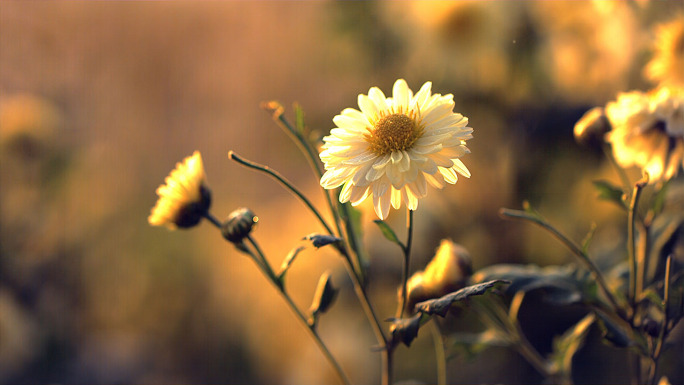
<box><xmin>319</xmin><ymin>79</ymin><xmax>473</xmax><ymax>220</ymax></box>
<box><xmin>148</xmin><ymin>151</ymin><xmax>211</xmax><ymax>229</ymax></box>
<box><xmin>605</xmin><ymin>85</ymin><xmax>684</xmax><ymax>183</ymax></box>
<box><xmin>645</xmin><ymin>16</ymin><xmax>684</xmax><ymax>87</ymax></box>
<box><xmin>404</xmin><ymin>239</ymin><xmax>472</xmax><ymax>314</ymax></box>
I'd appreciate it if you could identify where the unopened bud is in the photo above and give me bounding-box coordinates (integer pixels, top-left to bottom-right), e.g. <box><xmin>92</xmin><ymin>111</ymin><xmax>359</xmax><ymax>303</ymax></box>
<box><xmin>574</xmin><ymin>107</ymin><xmax>611</xmax><ymax>147</ymax></box>
<box><xmin>403</xmin><ymin>239</ymin><xmax>473</xmax><ymax>314</ymax></box>
<box><xmin>221</xmin><ymin>207</ymin><xmax>258</xmax><ymax>243</ymax></box>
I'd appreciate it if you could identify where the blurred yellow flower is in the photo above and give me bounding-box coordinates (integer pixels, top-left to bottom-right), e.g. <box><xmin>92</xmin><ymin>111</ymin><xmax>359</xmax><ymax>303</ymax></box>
<box><xmin>319</xmin><ymin>79</ymin><xmax>472</xmax><ymax>220</ymax></box>
<box><xmin>605</xmin><ymin>85</ymin><xmax>684</xmax><ymax>183</ymax></box>
<box><xmin>404</xmin><ymin>239</ymin><xmax>472</xmax><ymax>313</ymax></box>
<box><xmin>148</xmin><ymin>151</ymin><xmax>211</xmax><ymax>229</ymax></box>
<box><xmin>645</xmin><ymin>16</ymin><xmax>684</xmax><ymax>87</ymax></box>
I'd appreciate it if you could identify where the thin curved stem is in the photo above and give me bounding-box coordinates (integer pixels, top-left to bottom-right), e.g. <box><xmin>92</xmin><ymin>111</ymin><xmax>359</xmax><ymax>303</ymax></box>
<box><xmin>204</xmin><ymin>212</ymin><xmax>223</xmax><ymax>229</ymax></box>
<box><xmin>429</xmin><ymin>320</ymin><xmax>447</xmax><ymax>385</ymax></box>
<box><xmin>241</xmin><ymin>235</ymin><xmax>351</xmax><ymax>385</ymax></box>
<box><xmin>628</xmin><ymin>178</ymin><xmax>648</xmax><ymax>306</ymax></box>
<box><xmin>397</xmin><ymin>209</ymin><xmax>415</xmax><ymax>318</ymax></box>
<box><xmin>500</xmin><ymin>208</ymin><xmax>624</xmax><ymax>318</ymax></box>
<box><xmin>229</xmin><ymin>151</ymin><xmax>335</xmax><ymax>236</ymax></box>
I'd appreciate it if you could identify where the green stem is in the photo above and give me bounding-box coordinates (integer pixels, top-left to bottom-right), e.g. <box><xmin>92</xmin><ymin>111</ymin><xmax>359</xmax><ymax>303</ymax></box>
<box><xmin>397</xmin><ymin>209</ymin><xmax>415</xmax><ymax>318</ymax></box>
<box><xmin>500</xmin><ymin>208</ymin><xmax>625</xmax><ymax>318</ymax></box>
<box><xmin>628</xmin><ymin>178</ymin><xmax>647</xmax><ymax>306</ymax></box>
<box><xmin>204</xmin><ymin>212</ymin><xmax>223</xmax><ymax>229</ymax></box>
<box><xmin>649</xmin><ymin>255</ymin><xmax>672</xmax><ymax>385</ymax></box>
<box><xmin>229</xmin><ymin>151</ymin><xmax>335</xmax><ymax>237</ymax></box>
<box><xmin>429</xmin><ymin>320</ymin><xmax>447</xmax><ymax>385</ymax></box>
<box><xmin>241</xmin><ymin>235</ymin><xmax>351</xmax><ymax>385</ymax></box>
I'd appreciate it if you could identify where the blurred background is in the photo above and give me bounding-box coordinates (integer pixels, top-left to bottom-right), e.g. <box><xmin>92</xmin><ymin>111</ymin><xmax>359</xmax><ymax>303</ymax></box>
<box><xmin>1</xmin><ymin>1</ymin><xmax>682</xmax><ymax>384</ymax></box>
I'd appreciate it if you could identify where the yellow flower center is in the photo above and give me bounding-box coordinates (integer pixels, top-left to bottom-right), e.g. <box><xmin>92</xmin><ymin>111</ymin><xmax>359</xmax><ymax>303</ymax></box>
<box><xmin>366</xmin><ymin>113</ymin><xmax>423</xmax><ymax>155</ymax></box>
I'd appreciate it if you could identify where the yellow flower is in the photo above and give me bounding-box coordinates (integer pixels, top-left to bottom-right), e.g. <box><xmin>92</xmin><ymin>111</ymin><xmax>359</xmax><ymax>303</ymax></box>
<box><xmin>645</xmin><ymin>16</ymin><xmax>684</xmax><ymax>87</ymax></box>
<box><xmin>403</xmin><ymin>239</ymin><xmax>472</xmax><ymax>314</ymax></box>
<box><xmin>605</xmin><ymin>85</ymin><xmax>684</xmax><ymax>183</ymax></box>
<box><xmin>319</xmin><ymin>79</ymin><xmax>472</xmax><ymax>220</ymax></box>
<box><xmin>148</xmin><ymin>151</ymin><xmax>211</xmax><ymax>229</ymax></box>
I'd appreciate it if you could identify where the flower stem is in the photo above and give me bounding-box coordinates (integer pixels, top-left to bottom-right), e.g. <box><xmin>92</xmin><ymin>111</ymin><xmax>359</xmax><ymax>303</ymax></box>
<box><xmin>204</xmin><ymin>212</ymin><xmax>223</xmax><ymax>229</ymax></box>
<box><xmin>649</xmin><ymin>255</ymin><xmax>672</xmax><ymax>385</ymax></box>
<box><xmin>628</xmin><ymin>177</ymin><xmax>648</xmax><ymax>306</ymax></box>
<box><xmin>242</xmin><ymin>235</ymin><xmax>351</xmax><ymax>385</ymax></box>
<box><xmin>429</xmin><ymin>320</ymin><xmax>447</xmax><ymax>385</ymax></box>
<box><xmin>397</xmin><ymin>209</ymin><xmax>415</xmax><ymax>318</ymax></box>
<box><xmin>500</xmin><ymin>208</ymin><xmax>625</xmax><ymax>318</ymax></box>
<box><xmin>228</xmin><ymin>151</ymin><xmax>335</xmax><ymax>236</ymax></box>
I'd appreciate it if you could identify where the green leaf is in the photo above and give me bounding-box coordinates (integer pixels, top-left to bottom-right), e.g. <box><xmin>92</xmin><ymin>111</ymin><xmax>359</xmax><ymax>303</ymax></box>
<box><xmin>388</xmin><ymin>313</ymin><xmax>427</xmax><ymax>347</ymax></box>
<box><xmin>373</xmin><ymin>220</ymin><xmax>405</xmax><ymax>249</ymax></box>
<box><xmin>550</xmin><ymin>313</ymin><xmax>595</xmax><ymax>378</ymax></box>
<box><xmin>340</xmin><ymin>203</ymin><xmax>369</xmax><ymax>280</ymax></box>
<box><xmin>592</xmin><ymin>180</ymin><xmax>627</xmax><ymax>210</ymax></box>
<box><xmin>471</xmin><ymin>264</ymin><xmax>596</xmax><ymax>306</ymax></box>
<box><xmin>415</xmin><ymin>280</ymin><xmax>509</xmax><ymax>317</ymax></box>
<box><xmin>593</xmin><ymin>310</ymin><xmax>647</xmax><ymax>355</ymax></box>
<box><xmin>308</xmin><ymin>271</ymin><xmax>338</xmax><ymax>328</ymax></box>
<box><xmin>303</xmin><ymin>233</ymin><xmax>343</xmax><ymax>248</ymax></box>
<box><xmin>278</xmin><ymin>246</ymin><xmax>306</xmax><ymax>281</ymax></box>
<box><xmin>445</xmin><ymin>329</ymin><xmax>511</xmax><ymax>360</ymax></box>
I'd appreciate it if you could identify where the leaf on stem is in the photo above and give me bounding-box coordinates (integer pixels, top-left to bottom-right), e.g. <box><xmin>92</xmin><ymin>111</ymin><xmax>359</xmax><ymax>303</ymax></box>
<box><xmin>592</xmin><ymin>180</ymin><xmax>628</xmax><ymax>210</ymax></box>
<box><xmin>303</xmin><ymin>233</ymin><xmax>343</xmax><ymax>249</ymax></box>
<box><xmin>415</xmin><ymin>280</ymin><xmax>509</xmax><ymax>317</ymax></box>
<box><xmin>594</xmin><ymin>310</ymin><xmax>647</xmax><ymax>354</ymax></box>
<box><xmin>373</xmin><ymin>220</ymin><xmax>405</xmax><ymax>250</ymax></box>
<box><xmin>446</xmin><ymin>329</ymin><xmax>511</xmax><ymax>359</ymax></box>
<box><xmin>471</xmin><ymin>264</ymin><xmax>595</xmax><ymax>306</ymax></box>
<box><xmin>549</xmin><ymin>313</ymin><xmax>595</xmax><ymax>378</ymax></box>
<box><xmin>308</xmin><ymin>271</ymin><xmax>338</xmax><ymax>328</ymax></box>
<box><xmin>388</xmin><ymin>312</ymin><xmax>427</xmax><ymax>347</ymax></box>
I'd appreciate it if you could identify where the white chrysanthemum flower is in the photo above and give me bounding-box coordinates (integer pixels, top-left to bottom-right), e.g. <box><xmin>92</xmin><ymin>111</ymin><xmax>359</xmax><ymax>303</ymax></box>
<box><xmin>605</xmin><ymin>86</ymin><xmax>684</xmax><ymax>183</ymax></box>
<box><xmin>149</xmin><ymin>151</ymin><xmax>211</xmax><ymax>229</ymax></box>
<box><xmin>319</xmin><ymin>79</ymin><xmax>473</xmax><ymax>220</ymax></box>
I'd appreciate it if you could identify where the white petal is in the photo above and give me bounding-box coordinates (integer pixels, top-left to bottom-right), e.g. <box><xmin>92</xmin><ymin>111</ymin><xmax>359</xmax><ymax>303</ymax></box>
<box><xmin>373</xmin><ymin>178</ymin><xmax>390</xmax><ymax>197</ymax></box>
<box><xmin>358</xmin><ymin>94</ymin><xmax>380</xmax><ymax>120</ymax></box>
<box><xmin>333</xmin><ymin>114</ymin><xmax>370</xmax><ymax>132</ymax></box>
<box><xmin>339</xmin><ymin>180</ymin><xmax>353</xmax><ymax>203</ymax></box>
<box><xmin>320</xmin><ymin>170</ymin><xmax>346</xmax><ymax>189</ymax></box>
<box><xmin>390</xmin><ymin>150</ymin><xmax>403</xmax><ymax>164</ymax></box>
<box><xmin>393</xmin><ymin>79</ymin><xmax>411</xmax><ymax>112</ymax></box>
<box><xmin>452</xmin><ymin>159</ymin><xmax>471</xmax><ymax>178</ymax></box>
<box><xmin>350</xmin><ymin>185</ymin><xmax>370</xmax><ymax>205</ymax></box>
<box><xmin>424</xmin><ymin>172</ymin><xmax>445</xmax><ymax>188</ymax></box>
<box><xmin>413</xmin><ymin>81</ymin><xmax>432</xmax><ymax>110</ymax></box>
<box><xmin>390</xmin><ymin>187</ymin><xmax>402</xmax><ymax>209</ymax></box>
<box><xmin>343</xmin><ymin>151</ymin><xmax>378</xmax><ymax>165</ymax></box>
<box><xmin>366</xmin><ymin>165</ymin><xmax>385</xmax><ymax>181</ymax></box>
<box><xmin>440</xmin><ymin>167</ymin><xmax>459</xmax><ymax>184</ymax></box>
<box><xmin>398</xmin><ymin>150</ymin><xmax>411</xmax><ymax>172</ymax></box>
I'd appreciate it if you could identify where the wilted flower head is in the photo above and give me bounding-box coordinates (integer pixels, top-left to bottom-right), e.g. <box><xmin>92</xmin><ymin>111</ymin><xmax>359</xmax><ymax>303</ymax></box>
<box><xmin>148</xmin><ymin>151</ymin><xmax>211</xmax><ymax>229</ymax></box>
<box><xmin>645</xmin><ymin>16</ymin><xmax>684</xmax><ymax>87</ymax></box>
<box><xmin>403</xmin><ymin>239</ymin><xmax>472</xmax><ymax>314</ymax></box>
<box><xmin>605</xmin><ymin>85</ymin><xmax>684</xmax><ymax>183</ymax></box>
<box><xmin>319</xmin><ymin>79</ymin><xmax>473</xmax><ymax>220</ymax></box>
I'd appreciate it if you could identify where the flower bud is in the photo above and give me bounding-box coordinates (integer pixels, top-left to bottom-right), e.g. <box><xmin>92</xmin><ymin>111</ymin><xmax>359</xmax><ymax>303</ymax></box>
<box><xmin>574</xmin><ymin>107</ymin><xmax>611</xmax><ymax>147</ymax></box>
<box><xmin>403</xmin><ymin>239</ymin><xmax>473</xmax><ymax>314</ymax></box>
<box><xmin>221</xmin><ymin>207</ymin><xmax>258</xmax><ymax>243</ymax></box>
